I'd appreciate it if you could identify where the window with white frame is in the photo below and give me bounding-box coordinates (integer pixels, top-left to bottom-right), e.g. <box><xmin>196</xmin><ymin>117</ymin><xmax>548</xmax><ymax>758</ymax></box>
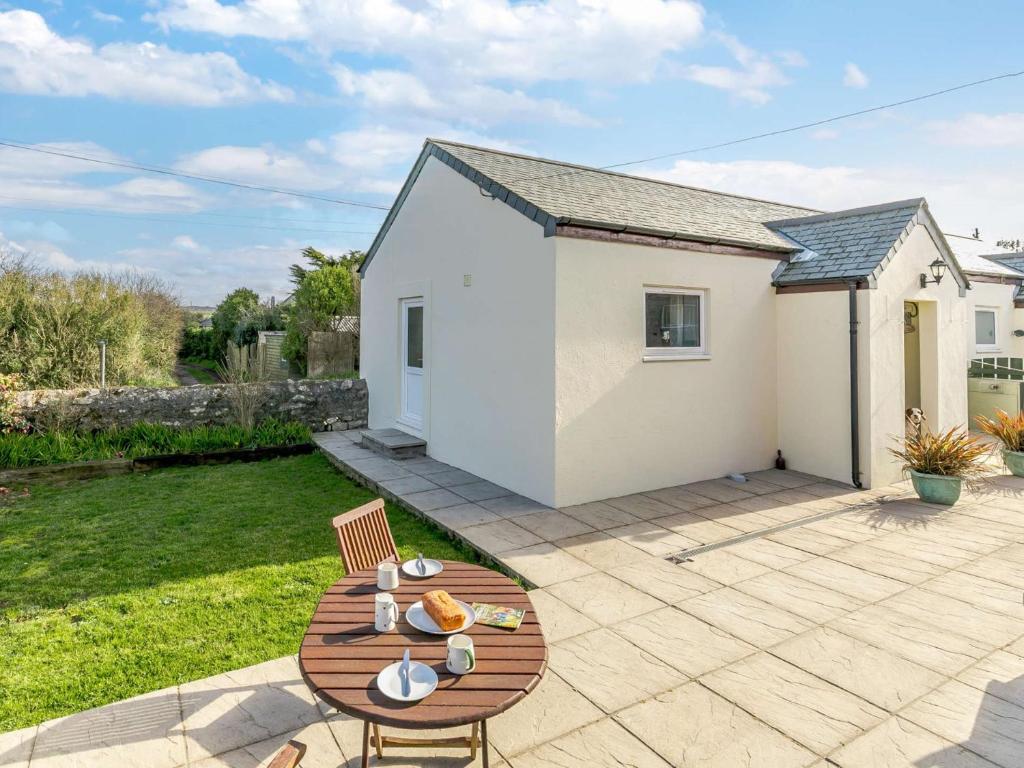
<box><xmin>644</xmin><ymin>287</ymin><xmax>707</xmax><ymax>358</ymax></box>
<box><xmin>975</xmin><ymin>307</ymin><xmax>999</xmax><ymax>352</ymax></box>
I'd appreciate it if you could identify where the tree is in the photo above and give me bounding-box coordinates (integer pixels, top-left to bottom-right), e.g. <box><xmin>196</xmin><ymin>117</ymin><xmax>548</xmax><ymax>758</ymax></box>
<box><xmin>210</xmin><ymin>288</ymin><xmax>260</xmax><ymax>356</ymax></box>
<box><xmin>282</xmin><ymin>248</ymin><xmax>362</xmax><ymax>373</ymax></box>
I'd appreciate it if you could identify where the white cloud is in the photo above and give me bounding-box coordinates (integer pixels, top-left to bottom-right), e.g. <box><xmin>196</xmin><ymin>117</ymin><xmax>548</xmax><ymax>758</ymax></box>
<box><xmin>0</xmin><ymin>178</ymin><xmax>206</xmax><ymax>213</ymax></box>
<box><xmin>0</xmin><ymin>141</ymin><xmax>124</xmax><ymax>178</ymax></box>
<box><xmin>843</xmin><ymin>62</ymin><xmax>869</xmax><ymax>89</ymax></box>
<box><xmin>172</xmin><ymin>234</ymin><xmax>202</xmax><ymax>251</ymax></box>
<box><xmin>333</xmin><ymin>65</ymin><xmax>596</xmax><ymax>128</ymax></box>
<box><xmin>148</xmin><ymin>1</ymin><xmax>801</xmax><ymax>121</ymax></box>
<box><xmin>0</xmin><ymin>228</ymin><xmax>134</xmax><ymax>273</ymax></box>
<box><xmin>651</xmin><ymin>157</ymin><xmax>1024</xmax><ymax>242</ymax></box>
<box><xmin>90</xmin><ymin>7</ymin><xmax>123</xmax><ymax>23</ymax></box>
<box><xmin>926</xmin><ymin>112</ymin><xmax>1024</xmax><ymax>147</ymax></box>
<box><xmin>175</xmin><ymin>145</ymin><xmax>336</xmax><ymax>189</ymax></box>
<box><xmin>150</xmin><ymin>0</ymin><xmax>706</xmax><ymax>85</ymax></box>
<box><xmin>677</xmin><ymin>33</ymin><xmax>800</xmax><ymax>104</ymax></box>
<box><xmin>169</xmin><ymin>125</ymin><xmax>524</xmax><ymax>201</ymax></box>
<box><xmin>0</xmin><ymin>9</ymin><xmax>293</xmax><ymax>106</ymax></box>
<box><xmin>326</xmin><ymin>125</ymin><xmax>527</xmax><ymax>192</ymax></box>
<box><xmin>117</xmin><ymin>239</ymin><xmax>359</xmax><ymax>304</ymax></box>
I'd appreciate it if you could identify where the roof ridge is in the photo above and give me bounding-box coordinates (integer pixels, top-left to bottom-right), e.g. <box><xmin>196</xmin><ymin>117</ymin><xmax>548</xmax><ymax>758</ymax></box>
<box><xmin>977</xmin><ymin>251</ymin><xmax>1024</xmax><ymax>261</ymax></box>
<box><xmin>765</xmin><ymin>198</ymin><xmax>925</xmax><ymax>229</ymax></box>
<box><xmin>426</xmin><ymin>138</ymin><xmax>822</xmax><ymax>215</ymax></box>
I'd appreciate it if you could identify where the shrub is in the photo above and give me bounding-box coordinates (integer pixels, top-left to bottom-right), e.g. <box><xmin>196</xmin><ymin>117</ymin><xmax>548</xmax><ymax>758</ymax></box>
<box><xmin>0</xmin><ymin>258</ymin><xmax>182</xmax><ymax>389</ymax></box>
<box><xmin>0</xmin><ymin>419</ymin><xmax>311</xmax><ymax>468</ymax></box>
<box><xmin>888</xmin><ymin>425</ymin><xmax>989</xmax><ymax>484</ymax></box>
<box><xmin>0</xmin><ymin>373</ymin><xmax>29</xmax><ymax>434</ymax></box>
<box><xmin>975</xmin><ymin>409</ymin><xmax>1024</xmax><ymax>452</ymax></box>
<box><xmin>180</xmin><ymin>327</ymin><xmax>218</xmax><ymax>361</ymax></box>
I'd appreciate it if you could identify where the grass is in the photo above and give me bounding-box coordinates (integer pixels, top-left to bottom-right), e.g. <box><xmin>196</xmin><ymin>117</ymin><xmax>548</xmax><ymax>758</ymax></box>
<box><xmin>0</xmin><ymin>419</ymin><xmax>311</xmax><ymax>468</ymax></box>
<box><xmin>0</xmin><ymin>453</ymin><xmax>480</xmax><ymax>730</ymax></box>
<box><xmin>178</xmin><ymin>357</ymin><xmax>221</xmax><ymax>384</ymax></box>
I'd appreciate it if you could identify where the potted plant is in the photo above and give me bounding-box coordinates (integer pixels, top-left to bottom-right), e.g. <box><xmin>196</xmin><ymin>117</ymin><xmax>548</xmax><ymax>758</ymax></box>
<box><xmin>889</xmin><ymin>425</ymin><xmax>988</xmax><ymax>505</ymax></box>
<box><xmin>975</xmin><ymin>409</ymin><xmax>1024</xmax><ymax>477</ymax></box>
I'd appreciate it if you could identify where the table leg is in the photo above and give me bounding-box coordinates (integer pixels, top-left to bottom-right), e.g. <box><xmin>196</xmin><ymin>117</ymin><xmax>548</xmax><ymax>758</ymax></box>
<box><xmin>372</xmin><ymin>723</ymin><xmax>384</xmax><ymax>759</ymax></box>
<box><xmin>481</xmin><ymin>720</ymin><xmax>489</xmax><ymax>768</ymax></box>
<box><xmin>361</xmin><ymin>720</ymin><xmax>370</xmax><ymax>768</ymax></box>
<box><xmin>470</xmin><ymin>721</ymin><xmax>479</xmax><ymax>760</ymax></box>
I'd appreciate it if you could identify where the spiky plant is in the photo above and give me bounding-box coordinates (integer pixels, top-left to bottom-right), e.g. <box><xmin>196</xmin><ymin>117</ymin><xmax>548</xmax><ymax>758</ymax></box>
<box><xmin>888</xmin><ymin>425</ymin><xmax>989</xmax><ymax>486</ymax></box>
<box><xmin>975</xmin><ymin>409</ymin><xmax>1024</xmax><ymax>452</ymax></box>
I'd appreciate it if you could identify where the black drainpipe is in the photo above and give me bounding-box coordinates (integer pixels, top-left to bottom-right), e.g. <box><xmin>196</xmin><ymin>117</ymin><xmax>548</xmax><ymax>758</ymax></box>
<box><xmin>848</xmin><ymin>281</ymin><xmax>863</xmax><ymax>488</ymax></box>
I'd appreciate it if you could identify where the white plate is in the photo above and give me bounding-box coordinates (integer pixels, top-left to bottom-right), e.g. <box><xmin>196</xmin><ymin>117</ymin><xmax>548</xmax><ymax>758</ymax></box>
<box><xmin>376</xmin><ymin>660</ymin><xmax>438</xmax><ymax>702</ymax></box>
<box><xmin>405</xmin><ymin>599</ymin><xmax>476</xmax><ymax>635</ymax></box>
<box><xmin>402</xmin><ymin>558</ymin><xmax>444</xmax><ymax>578</ymax></box>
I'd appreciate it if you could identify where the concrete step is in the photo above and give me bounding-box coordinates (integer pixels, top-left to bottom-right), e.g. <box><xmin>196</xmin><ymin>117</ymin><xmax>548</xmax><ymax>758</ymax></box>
<box><xmin>360</xmin><ymin>428</ymin><xmax>426</xmax><ymax>459</ymax></box>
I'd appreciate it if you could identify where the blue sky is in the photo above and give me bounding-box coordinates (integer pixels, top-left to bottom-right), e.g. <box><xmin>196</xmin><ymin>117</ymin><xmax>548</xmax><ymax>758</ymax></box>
<box><xmin>1</xmin><ymin>0</ymin><xmax>1022</xmax><ymax>304</ymax></box>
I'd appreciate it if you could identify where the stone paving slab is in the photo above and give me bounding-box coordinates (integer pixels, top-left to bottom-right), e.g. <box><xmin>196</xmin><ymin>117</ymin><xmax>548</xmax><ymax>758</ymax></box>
<box><xmin>615</xmin><ymin>683</ymin><xmax>818</xmax><ymax>768</ymax></box>
<box><xmin>11</xmin><ymin>435</ymin><xmax>1024</xmax><ymax>767</ymax></box>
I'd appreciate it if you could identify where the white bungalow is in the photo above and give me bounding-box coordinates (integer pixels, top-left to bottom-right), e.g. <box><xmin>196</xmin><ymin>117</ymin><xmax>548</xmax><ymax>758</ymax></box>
<box><xmin>359</xmin><ymin>140</ymin><xmax>973</xmax><ymax>507</ymax></box>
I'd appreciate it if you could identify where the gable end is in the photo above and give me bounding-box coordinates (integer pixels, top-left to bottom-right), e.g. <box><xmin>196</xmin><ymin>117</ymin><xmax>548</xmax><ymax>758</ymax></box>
<box><xmin>360</xmin><ymin>142</ymin><xmax>558</xmax><ymax>276</ymax></box>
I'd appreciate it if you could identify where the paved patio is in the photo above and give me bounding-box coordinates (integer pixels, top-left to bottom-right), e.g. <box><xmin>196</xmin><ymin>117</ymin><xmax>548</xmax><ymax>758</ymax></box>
<box><xmin>4</xmin><ymin>430</ymin><xmax>1024</xmax><ymax>767</ymax></box>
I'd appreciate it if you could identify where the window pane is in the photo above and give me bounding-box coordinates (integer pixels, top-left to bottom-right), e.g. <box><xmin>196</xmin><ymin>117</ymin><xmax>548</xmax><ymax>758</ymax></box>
<box><xmin>406</xmin><ymin>305</ymin><xmax>423</xmax><ymax>368</ymax></box>
<box><xmin>976</xmin><ymin>310</ymin><xmax>996</xmax><ymax>346</ymax></box>
<box><xmin>646</xmin><ymin>292</ymin><xmax>701</xmax><ymax>348</ymax></box>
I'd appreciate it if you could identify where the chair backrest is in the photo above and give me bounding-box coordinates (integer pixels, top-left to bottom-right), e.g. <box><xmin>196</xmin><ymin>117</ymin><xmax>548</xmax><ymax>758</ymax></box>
<box><xmin>267</xmin><ymin>740</ymin><xmax>306</xmax><ymax>768</ymax></box>
<box><xmin>332</xmin><ymin>498</ymin><xmax>399</xmax><ymax>573</ymax></box>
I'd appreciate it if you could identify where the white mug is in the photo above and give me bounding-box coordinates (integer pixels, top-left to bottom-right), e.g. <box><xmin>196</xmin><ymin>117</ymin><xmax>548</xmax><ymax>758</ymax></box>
<box><xmin>374</xmin><ymin>593</ymin><xmax>399</xmax><ymax>632</ymax></box>
<box><xmin>446</xmin><ymin>634</ymin><xmax>476</xmax><ymax>675</ymax></box>
<box><xmin>377</xmin><ymin>562</ymin><xmax>399</xmax><ymax>591</ymax></box>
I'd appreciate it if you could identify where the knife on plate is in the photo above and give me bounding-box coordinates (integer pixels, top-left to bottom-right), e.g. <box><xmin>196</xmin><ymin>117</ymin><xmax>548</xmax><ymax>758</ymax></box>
<box><xmin>417</xmin><ymin>552</ymin><xmax>426</xmax><ymax>575</ymax></box>
<box><xmin>400</xmin><ymin>649</ymin><xmax>411</xmax><ymax>697</ymax></box>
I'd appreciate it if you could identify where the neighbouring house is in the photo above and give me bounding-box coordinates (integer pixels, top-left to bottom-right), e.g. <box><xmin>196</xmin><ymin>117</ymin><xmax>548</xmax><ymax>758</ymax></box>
<box><xmin>360</xmin><ymin>139</ymin><xmax>977</xmax><ymax>507</ymax></box>
<box><xmin>945</xmin><ymin>235</ymin><xmax>1024</xmax><ymax>422</ymax></box>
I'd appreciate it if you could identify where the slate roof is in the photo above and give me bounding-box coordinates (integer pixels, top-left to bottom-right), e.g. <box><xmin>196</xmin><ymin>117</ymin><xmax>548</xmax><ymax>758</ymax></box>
<box><xmin>978</xmin><ymin>252</ymin><xmax>1024</xmax><ymax>300</ymax></box>
<box><xmin>768</xmin><ymin>200</ymin><xmax>926</xmax><ymax>286</ymax></box>
<box><xmin>363</xmin><ymin>140</ymin><xmax>966</xmax><ymax>296</ymax></box>
<box><xmin>954</xmin><ymin>251</ymin><xmax>1024</xmax><ymax>278</ymax></box>
<box><xmin>945</xmin><ymin>234</ymin><xmax>1024</xmax><ymax>277</ymax></box>
<box><xmin>428</xmin><ymin>140</ymin><xmax>816</xmax><ymax>252</ymax></box>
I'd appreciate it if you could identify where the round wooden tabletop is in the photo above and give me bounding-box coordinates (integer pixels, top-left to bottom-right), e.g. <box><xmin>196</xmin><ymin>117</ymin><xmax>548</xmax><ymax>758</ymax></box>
<box><xmin>299</xmin><ymin>561</ymin><xmax>547</xmax><ymax>729</ymax></box>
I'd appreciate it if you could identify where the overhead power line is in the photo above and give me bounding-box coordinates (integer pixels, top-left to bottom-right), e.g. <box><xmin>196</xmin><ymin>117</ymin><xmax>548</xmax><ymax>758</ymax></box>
<box><xmin>508</xmin><ymin>68</ymin><xmax>1024</xmax><ymax>184</ymax></box>
<box><xmin>0</xmin><ymin>203</ymin><xmax>378</xmax><ymax>236</ymax></box>
<box><xmin>0</xmin><ymin>139</ymin><xmax>391</xmax><ymax>211</ymax></box>
<box><xmin>0</xmin><ymin>192</ymin><xmax>376</xmax><ymax>227</ymax></box>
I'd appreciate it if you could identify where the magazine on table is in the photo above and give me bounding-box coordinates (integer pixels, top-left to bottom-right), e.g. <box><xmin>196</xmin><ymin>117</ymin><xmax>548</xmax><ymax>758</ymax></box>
<box><xmin>471</xmin><ymin>602</ymin><xmax>525</xmax><ymax>630</ymax></box>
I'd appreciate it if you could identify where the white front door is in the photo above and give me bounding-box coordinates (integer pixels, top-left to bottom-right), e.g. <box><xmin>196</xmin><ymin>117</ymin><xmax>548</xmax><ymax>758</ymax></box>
<box><xmin>400</xmin><ymin>298</ymin><xmax>424</xmax><ymax>430</ymax></box>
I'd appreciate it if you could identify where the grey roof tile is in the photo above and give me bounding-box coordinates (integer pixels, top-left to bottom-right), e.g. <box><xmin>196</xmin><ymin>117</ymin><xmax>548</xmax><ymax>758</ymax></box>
<box><xmin>429</xmin><ymin>139</ymin><xmax>816</xmax><ymax>253</ymax></box>
<box><xmin>770</xmin><ymin>201</ymin><xmax>924</xmax><ymax>285</ymax></box>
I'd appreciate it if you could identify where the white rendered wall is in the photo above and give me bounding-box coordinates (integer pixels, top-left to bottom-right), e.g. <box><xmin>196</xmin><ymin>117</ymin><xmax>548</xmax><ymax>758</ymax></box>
<box><xmin>964</xmin><ymin>281</ymin><xmax>1023</xmax><ymax>360</ymax></box>
<box><xmin>360</xmin><ymin>156</ymin><xmax>557</xmax><ymax>504</ymax></box>
<box><xmin>776</xmin><ymin>288</ymin><xmax>869</xmax><ymax>486</ymax></box>
<box><xmin>552</xmin><ymin>236</ymin><xmax>781</xmax><ymax>507</ymax></box>
<box><xmin>865</xmin><ymin>224</ymin><xmax>968</xmax><ymax>487</ymax></box>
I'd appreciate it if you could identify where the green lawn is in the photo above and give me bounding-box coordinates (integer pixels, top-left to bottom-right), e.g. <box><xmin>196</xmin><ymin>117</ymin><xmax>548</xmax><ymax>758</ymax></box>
<box><xmin>0</xmin><ymin>453</ymin><xmax>479</xmax><ymax>731</ymax></box>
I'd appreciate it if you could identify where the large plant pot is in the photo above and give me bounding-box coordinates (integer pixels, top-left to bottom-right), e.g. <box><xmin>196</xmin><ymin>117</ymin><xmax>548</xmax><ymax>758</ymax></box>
<box><xmin>1002</xmin><ymin>450</ymin><xmax>1024</xmax><ymax>478</ymax></box>
<box><xmin>909</xmin><ymin>469</ymin><xmax>962</xmax><ymax>505</ymax></box>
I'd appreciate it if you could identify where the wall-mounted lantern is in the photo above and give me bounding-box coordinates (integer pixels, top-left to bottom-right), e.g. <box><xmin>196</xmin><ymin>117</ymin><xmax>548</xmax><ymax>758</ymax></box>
<box><xmin>919</xmin><ymin>258</ymin><xmax>947</xmax><ymax>289</ymax></box>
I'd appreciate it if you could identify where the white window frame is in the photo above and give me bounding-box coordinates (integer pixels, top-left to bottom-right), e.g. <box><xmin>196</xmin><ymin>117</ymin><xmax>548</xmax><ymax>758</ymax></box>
<box><xmin>642</xmin><ymin>286</ymin><xmax>709</xmax><ymax>361</ymax></box>
<box><xmin>975</xmin><ymin>307</ymin><xmax>1000</xmax><ymax>353</ymax></box>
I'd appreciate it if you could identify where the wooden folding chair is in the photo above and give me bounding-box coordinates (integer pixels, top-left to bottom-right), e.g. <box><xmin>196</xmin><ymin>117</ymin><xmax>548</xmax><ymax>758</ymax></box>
<box><xmin>267</xmin><ymin>739</ymin><xmax>306</xmax><ymax>768</ymax></box>
<box><xmin>332</xmin><ymin>498</ymin><xmax>399</xmax><ymax>573</ymax></box>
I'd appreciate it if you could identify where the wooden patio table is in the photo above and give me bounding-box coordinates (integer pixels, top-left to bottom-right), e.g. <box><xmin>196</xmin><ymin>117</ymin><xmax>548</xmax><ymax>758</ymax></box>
<box><xmin>299</xmin><ymin>560</ymin><xmax>547</xmax><ymax>767</ymax></box>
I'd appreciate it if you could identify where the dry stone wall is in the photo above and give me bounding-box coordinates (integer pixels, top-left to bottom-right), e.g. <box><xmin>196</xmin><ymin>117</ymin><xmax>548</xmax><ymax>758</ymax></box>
<box><xmin>16</xmin><ymin>378</ymin><xmax>368</xmax><ymax>431</ymax></box>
